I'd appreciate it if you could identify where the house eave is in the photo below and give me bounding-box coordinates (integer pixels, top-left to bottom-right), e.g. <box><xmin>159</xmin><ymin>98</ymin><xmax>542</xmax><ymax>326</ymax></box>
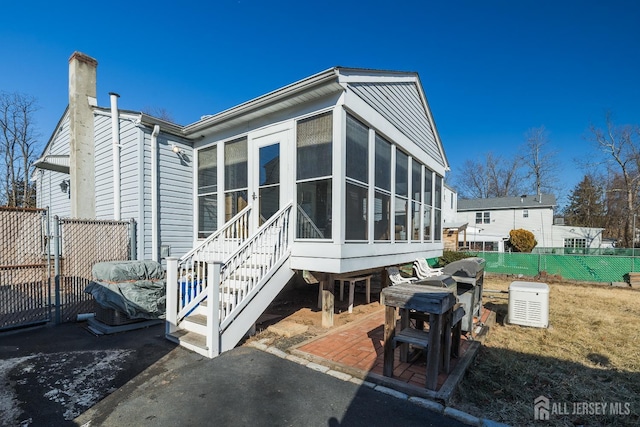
<box><xmin>33</xmin><ymin>154</ymin><xmax>70</xmax><ymax>174</ymax></box>
<box><xmin>182</xmin><ymin>68</ymin><xmax>343</xmax><ymax>139</ymax></box>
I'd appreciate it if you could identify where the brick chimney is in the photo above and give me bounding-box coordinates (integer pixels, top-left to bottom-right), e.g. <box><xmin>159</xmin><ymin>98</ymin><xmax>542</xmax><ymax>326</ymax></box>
<box><xmin>68</xmin><ymin>51</ymin><xmax>97</xmax><ymax>219</ymax></box>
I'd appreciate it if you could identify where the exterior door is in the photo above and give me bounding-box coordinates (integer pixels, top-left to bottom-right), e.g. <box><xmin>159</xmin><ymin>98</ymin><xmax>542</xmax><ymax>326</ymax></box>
<box><xmin>251</xmin><ymin>129</ymin><xmax>287</xmax><ymax>231</ymax></box>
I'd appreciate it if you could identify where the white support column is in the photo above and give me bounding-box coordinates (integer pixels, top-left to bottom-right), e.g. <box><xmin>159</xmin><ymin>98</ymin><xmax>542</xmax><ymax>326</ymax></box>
<box><xmin>165</xmin><ymin>257</ymin><xmax>178</xmax><ymax>335</ymax></box>
<box><xmin>207</xmin><ymin>261</ymin><xmax>222</xmax><ymax>358</ymax></box>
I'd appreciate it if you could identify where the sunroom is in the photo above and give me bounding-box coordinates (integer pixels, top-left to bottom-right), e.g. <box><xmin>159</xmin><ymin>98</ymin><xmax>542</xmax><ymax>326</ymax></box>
<box><xmin>189</xmin><ymin>67</ymin><xmax>447</xmax><ymax>276</ymax></box>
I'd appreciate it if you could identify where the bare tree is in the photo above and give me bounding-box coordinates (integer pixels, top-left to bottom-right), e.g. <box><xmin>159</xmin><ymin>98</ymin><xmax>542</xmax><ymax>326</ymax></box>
<box><xmin>520</xmin><ymin>126</ymin><xmax>560</xmax><ymax>197</ymax></box>
<box><xmin>0</xmin><ymin>92</ymin><xmax>39</xmax><ymax>207</ymax></box>
<box><xmin>455</xmin><ymin>152</ymin><xmax>523</xmax><ymax>199</ymax></box>
<box><xmin>588</xmin><ymin>113</ymin><xmax>640</xmax><ymax>247</ymax></box>
<box><xmin>142</xmin><ymin>106</ymin><xmax>175</xmax><ymax>123</ymax></box>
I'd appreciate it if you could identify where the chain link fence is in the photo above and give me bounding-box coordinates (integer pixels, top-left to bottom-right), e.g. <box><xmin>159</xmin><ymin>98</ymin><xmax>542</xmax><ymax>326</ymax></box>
<box><xmin>0</xmin><ymin>207</ymin><xmax>50</xmax><ymax>330</ymax></box>
<box><xmin>54</xmin><ymin>217</ymin><xmax>134</xmax><ymax>323</ymax></box>
<box><xmin>476</xmin><ymin>251</ymin><xmax>636</xmax><ymax>283</ymax></box>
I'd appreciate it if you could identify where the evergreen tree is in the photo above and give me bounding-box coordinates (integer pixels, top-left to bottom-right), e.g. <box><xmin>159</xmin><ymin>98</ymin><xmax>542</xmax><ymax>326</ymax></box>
<box><xmin>564</xmin><ymin>175</ymin><xmax>605</xmax><ymax>228</ymax></box>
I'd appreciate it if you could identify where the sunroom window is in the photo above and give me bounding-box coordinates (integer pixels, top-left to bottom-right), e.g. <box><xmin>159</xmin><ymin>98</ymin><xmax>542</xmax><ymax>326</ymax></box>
<box><xmin>296</xmin><ymin>112</ymin><xmax>332</xmax><ymax>239</ymax></box>
<box><xmin>224</xmin><ymin>138</ymin><xmax>248</xmax><ymax>221</ymax></box>
<box><xmin>434</xmin><ymin>175</ymin><xmax>442</xmax><ymax>240</ymax></box>
<box><xmin>395</xmin><ymin>150</ymin><xmax>409</xmax><ymax>241</ymax></box>
<box><xmin>345</xmin><ymin>115</ymin><xmax>369</xmax><ymax>241</ymax></box>
<box><xmin>374</xmin><ymin>135</ymin><xmax>391</xmax><ymax>241</ymax></box>
<box><xmin>411</xmin><ymin>159</ymin><xmax>422</xmax><ymax>240</ymax></box>
<box><xmin>197</xmin><ymin>145</ymin><xmax>217</xmax><ymax>238</ymax></box>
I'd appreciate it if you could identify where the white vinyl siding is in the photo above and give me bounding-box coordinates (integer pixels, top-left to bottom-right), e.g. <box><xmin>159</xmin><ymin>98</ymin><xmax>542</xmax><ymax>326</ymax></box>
<box><xmin>348</xmin><ymin>82</ymin><xmax>443</xmax><ymax>167</ymax></box>
<box><xmin>94</xmin><ymin>114</ymin><xmax>113</xmax><ymax>219</ymax></box>
<box><xmin>36</xmin><ymin>115</ymin><xmax>71</xmax><ymax>229</ymax></box>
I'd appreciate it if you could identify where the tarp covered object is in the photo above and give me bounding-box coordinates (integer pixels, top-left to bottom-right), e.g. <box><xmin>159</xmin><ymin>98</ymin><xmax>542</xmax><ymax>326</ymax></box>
<box><xmin>86</xmin><ymin>260</ymin><xmax>166</xmax><ymax>319</ymax></box>
<box><xmin>85</xmin><ymin>280</ymin><xmax>166</xmax><ymax>319</ymax></box>
<box><xmin>92</xmin><ymin>260</ymin><xmax>165</xmax><ymax>282</ymax></box>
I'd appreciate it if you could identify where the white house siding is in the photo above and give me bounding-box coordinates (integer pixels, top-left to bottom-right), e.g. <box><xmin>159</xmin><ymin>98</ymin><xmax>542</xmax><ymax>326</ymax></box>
<box><xmin>156</xmin><ymin>134</ymin><xmax>193</xmax><ymax>259</ymax></box>
<box><xmin>442</xmin><ymin>185</ymin><xmax>457</xmax><ymax>225</ymax></box>
<box><xmin>136</xmin><ymin>129</ymin><xmax>193</xmax><ymax>261</ymax></box>
<box><xmin>457</xmin><ymin>207</ymin><xmax>555</xmax><ymax>248</ymax></box>
<box><xmin>36</xmin><ymin>169</ymin><xmax>71</xmax><ymax>221</ymax></box>
<box><xmin>348</xmin><ymin>82</ymin><xmax>444</xmax><ymax>168</ymax></box>
<box><xmin>93</xmin><ymin>115</ymin><xmax>113</xmax><ymax>219</ymax></box>
<box><xmin>36</xmin><ymin>116</ymin><xmax>71</xmax><ymax>227</ymax></box>
<box><xmin>549</xmin><ymin>225</ymin><xmax>604</xmax><ymax>249</ymax></box>
<box><xmin>119</xmin><ymin>119</ymin><xmax>141</xmax><ymax>223</ymax></box>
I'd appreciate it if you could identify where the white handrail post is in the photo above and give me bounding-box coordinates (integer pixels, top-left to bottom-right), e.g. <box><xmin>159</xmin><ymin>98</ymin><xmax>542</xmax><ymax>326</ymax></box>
<box><xmin>166</xmin><ymin>257</ymin><xmax>179</xmax><ymax>335</ymax></box>
<box><xmin>207</xmin><ymin>261</ymin><xmax>222</xmax><ymax>358</ymax></box>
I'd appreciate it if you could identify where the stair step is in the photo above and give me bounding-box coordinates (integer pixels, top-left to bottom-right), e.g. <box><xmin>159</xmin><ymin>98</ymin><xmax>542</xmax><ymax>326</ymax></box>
<box><xmin>186</xmin><ymin>313</ymin><xmax>207</xmax><ymax>326</ymax></box>
<box><xmin>169</xmin><ymin>329</ymin><xmax>207</xmax><ymax>350</ymax></box>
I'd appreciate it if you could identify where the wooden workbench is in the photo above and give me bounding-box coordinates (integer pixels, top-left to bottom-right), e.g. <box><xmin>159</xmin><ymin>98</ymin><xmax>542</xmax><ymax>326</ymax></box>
<box><xmin>381</xmin><ymin>283</ymin><xmax>458</xmax><ymax>390</ymax></box>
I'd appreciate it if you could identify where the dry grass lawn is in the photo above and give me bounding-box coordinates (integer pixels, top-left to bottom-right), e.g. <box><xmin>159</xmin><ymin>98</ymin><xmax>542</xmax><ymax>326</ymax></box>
<box><xmin>451</xmin><ymin>275</ymin><xmax>640</xmax><ymax>426</ymax></box>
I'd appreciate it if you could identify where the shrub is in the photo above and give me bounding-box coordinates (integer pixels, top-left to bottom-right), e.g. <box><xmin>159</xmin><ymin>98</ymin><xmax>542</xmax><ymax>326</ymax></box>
<box><xmin>438</xmin><ymin>250</ymin><xmax>474</xmax><ymax>266</ymax></box>
<box><xmin>508</xmin><ymin>229</ymin><xmax>537</xmax><ymax>252</ymax></box>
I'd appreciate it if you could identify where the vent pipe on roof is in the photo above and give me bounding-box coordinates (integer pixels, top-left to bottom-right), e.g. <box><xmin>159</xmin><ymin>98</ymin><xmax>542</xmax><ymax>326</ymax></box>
<box><xmin>110</xmin><ymin>92</ymin><xmax>121</xmax><ymax>220</ymax></box>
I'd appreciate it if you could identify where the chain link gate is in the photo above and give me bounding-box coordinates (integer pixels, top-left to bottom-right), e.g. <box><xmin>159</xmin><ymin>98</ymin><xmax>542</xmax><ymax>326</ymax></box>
<box><xmin>0</xmin><ymin>207</ymin><xmax>50</xmax><ymax>331</ymax></box>
<box><xmin>53</xmin><ymin>217</ymin><xmax>135</xmax><ymax>323</ymax></box>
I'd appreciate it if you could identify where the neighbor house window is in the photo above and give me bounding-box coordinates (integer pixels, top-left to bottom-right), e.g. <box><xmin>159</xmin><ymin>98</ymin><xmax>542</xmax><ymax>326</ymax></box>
<box><xmin>374</xmin><ymin>135</ymin><xmax>391</xmax><ymax>241</ymax></box>
<box><xmin>296</xmin><ymin>112</ymin><xmax>332</xmax><ymax>239</ymax></box>
<box><xmin>523</xmin><ymin>209</ymin><xmax>529</xmax><ymax>218</ymax></box>
<box><xmin>197</xmin><ymin>145</ymin><xmax>217</xmax><ymax>238</ymax></box>
<box><xmin>345</xmin><ymin>115</ymin><xmax>368</xmax><ymax>240</ymax></box>
<box><xmin>564</xmin><ymin>238</ymin><xmax>586</xmax><ymax>248</ymax></box>
<box><xmin>224</xmin><ymin>137</ymin><xmax>248</xmax><ymax>221</ymax></box>
<box><xmin>475</xmin><ymin>211</ymin><xmax>490</xmax><ymax>224</ymax></box>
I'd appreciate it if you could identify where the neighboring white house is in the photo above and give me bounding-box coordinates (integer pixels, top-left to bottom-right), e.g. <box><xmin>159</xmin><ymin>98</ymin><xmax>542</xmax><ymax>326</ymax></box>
<box><xmin>456</xmin><ymin>193</ymin><xmax>605</xmax><ymax>251</ymax></box>
<box><xmin>34</xmin><ymin>52</ymin><xmax>450</xmax><ymax>356</ymax></box>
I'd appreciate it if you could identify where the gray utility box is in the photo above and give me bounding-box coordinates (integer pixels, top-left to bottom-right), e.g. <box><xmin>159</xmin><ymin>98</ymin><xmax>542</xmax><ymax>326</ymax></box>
<box><xmin>443</xmin><ymin>257</ymin><xmax>486</xmax><ymax>332</ymax></box>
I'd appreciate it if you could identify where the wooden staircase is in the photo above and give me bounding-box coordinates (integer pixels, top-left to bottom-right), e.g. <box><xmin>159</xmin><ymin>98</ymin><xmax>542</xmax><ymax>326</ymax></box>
<box><xmin>165</xmin><ymin>202</ymin><xmax>294</xmax><ymax>357</ymax></box>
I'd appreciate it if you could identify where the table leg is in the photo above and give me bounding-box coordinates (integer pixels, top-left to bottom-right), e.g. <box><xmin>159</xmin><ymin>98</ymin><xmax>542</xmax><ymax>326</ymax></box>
<box><xmin>451</xmin><ymin>319</ymin><xmax>462</xmax><ymax>358</ymax></box>
<box><xmin>399</xmin><ymin>309</ymin><xmax>410</xmax><ymax>362</ymax></box>
<box><xmin>442</xmin><ymin>308</ymin><xmax>453</xmax><ymax>373</ymax></box>
<box><xmin>383</xmin><ymin>305</ymin><xmax>396</xmax><ymax>377</ymax></box>
<box><xmin>426</xmin><ymin>313</ymin><xmax>443</xmax><ymax>390</ymax></box>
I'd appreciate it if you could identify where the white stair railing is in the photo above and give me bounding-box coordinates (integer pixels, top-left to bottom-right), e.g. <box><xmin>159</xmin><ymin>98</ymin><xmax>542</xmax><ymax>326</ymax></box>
<box><xmin>168</xmin><ymin>201</ymin><xmax>292</xmax><ymax>338</ymax></box>
<box><xmin>176</xmin><ymin>205</ymin><xmax>251</xmax><ymax>320</ymax></box>
<box><xmin>296</xmin><ymin>204</ymin><xmax>324</xmax><ymax>238</ymax></box>
<box><xmin>218</xmin><ymin>201</ymin><xmax>292</xmax><ymax>331</ymax></box>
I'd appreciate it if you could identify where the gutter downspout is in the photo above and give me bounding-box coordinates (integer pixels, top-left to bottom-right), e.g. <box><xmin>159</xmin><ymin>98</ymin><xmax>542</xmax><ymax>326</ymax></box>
<box><xmin>151</xmin><ymin>125</ymin><xmax>160</xmax><ymax>262</ymax></box>
<box><xmin>109</xmin><ymin>92</ymin><xmax>121</xmax><ymax>220</ymax></box>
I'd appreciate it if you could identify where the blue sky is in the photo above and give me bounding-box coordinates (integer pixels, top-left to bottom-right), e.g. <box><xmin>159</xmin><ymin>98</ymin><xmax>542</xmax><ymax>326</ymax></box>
<box><xmin>2</xmin><ymin>1</ymin><xmax>639</xmax><ymax>207</ymax></box>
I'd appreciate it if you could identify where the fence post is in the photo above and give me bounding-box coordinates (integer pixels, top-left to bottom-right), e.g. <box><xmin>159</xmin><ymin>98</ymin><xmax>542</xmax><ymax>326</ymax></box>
<box><xmin>207</xmin><ymin>261</ymin><xmax>222</xmax><ymax>358</ymax></box>
<box><xmin>538</xmin><ymin>252</ymin><xmax>542</xmax><ymax>276</ymax></box>
<box><xmin>166</xmin><ymin>257</ymin><xmax>178</xmax><ymax>336</ymax></box>
<box><xmin>53</xmin><ymin>215</ymin><xmax>61</xmax><ymax>325</ymax></box>
<box><xmin>129</xmin><ymin>218</ymin><xmax>137</xmax><ymax>260</ymax></box>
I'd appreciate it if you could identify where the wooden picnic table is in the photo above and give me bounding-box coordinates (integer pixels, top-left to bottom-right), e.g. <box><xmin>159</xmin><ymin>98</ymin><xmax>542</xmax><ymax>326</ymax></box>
<box><xmin>381</xmin><ymin>283</ymin><xmax>459</xmax><ymax>390</ymax></box>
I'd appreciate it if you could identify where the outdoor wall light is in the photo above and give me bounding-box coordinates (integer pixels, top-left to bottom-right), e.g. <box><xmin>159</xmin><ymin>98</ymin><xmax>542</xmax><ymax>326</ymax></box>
<box><xmin>59</xmin><ymin>179</ymin><xmax>70</xmax><ymax>194</ymax></box>
<box><xmin>171</xmin><ymin>144</ymin><xmax>183</xmax><ymax>154</ymax></box>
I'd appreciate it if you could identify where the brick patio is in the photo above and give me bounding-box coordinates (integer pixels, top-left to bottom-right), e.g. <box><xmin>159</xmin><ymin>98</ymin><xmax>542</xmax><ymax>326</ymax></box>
<box><xmin>292</xmin><ymin>303</ymin><xmax>491</xmax><ymax>396</ymax></box>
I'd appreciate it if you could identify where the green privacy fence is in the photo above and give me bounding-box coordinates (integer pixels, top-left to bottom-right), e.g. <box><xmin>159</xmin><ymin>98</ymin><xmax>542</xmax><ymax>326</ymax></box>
<box><xmin>473</xmin><ymin>251</ymin><xmax>639</xmax><ymax>283</ymax></box>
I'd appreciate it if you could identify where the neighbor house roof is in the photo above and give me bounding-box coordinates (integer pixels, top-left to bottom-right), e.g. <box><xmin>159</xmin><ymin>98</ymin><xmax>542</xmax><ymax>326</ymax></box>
<box><xmin>458</xmin><ymin>194</ymin><xmax>556</xmax><ymax>211</ymax></box>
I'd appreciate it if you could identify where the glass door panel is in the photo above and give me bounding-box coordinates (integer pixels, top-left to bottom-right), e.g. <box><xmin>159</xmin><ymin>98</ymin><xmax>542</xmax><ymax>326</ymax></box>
<box><xmin>258</xmin><ymin>143</ymin><xmax>280</xmax><ymax>225</ymax></box>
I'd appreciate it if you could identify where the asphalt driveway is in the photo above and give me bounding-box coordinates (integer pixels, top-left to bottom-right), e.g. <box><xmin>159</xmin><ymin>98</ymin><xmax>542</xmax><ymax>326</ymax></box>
<box><xmin>1</xmin><ymin>322</ymin><xmax>469</xmax><ymax>426</ymax></box>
